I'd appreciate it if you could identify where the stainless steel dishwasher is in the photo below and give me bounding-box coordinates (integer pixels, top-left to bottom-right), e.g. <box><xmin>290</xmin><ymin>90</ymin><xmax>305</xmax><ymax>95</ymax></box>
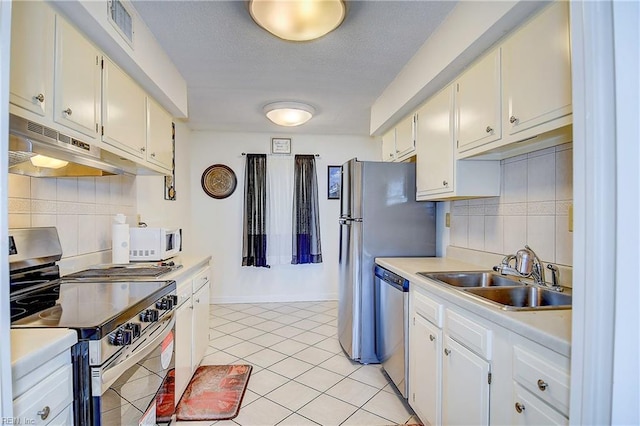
<box><xmin>375</xmin><ymin>265</ymin><xmax>409</xmax><ymax>398</ymax></box>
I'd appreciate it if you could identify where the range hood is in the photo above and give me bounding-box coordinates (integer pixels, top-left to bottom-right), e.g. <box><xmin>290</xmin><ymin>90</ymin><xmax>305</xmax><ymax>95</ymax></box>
<box><xmin>8</xmin><ymin>114</ymin><xmax>126</xmax><ymax>178</ymax></box>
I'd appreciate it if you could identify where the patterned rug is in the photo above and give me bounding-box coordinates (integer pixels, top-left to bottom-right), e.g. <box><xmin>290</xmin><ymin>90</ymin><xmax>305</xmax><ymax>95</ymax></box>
<box><xmin>175</xmin><ymin>364</ymin><xmax>253</xmax><ymax>421</ymax></box>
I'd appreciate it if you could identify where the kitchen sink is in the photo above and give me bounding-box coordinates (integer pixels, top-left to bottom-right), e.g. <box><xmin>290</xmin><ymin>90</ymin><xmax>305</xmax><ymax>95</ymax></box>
<box><xmin>418</xmin><ymin>271</ymin><xmax>524</xmax><ymax>288</ymax></box>
<box><xmin>463</xmin><ymin>286</ymin><xmax>572</xmax><ymax>311</ymax></box>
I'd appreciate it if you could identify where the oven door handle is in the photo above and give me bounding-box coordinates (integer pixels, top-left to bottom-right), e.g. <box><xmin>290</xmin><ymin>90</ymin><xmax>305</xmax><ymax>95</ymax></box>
<box><xmin>100</xmin><ymin>312</ymin><xmax>175</xmax><ymax>392</ymax></box>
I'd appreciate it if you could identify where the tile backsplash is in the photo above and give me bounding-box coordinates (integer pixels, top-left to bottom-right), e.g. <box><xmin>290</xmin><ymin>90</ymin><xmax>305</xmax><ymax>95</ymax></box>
<box><xmin>8</xmin><ymin>174</ymin><xmax>137</xmax><ymax>258</ymax></box>
<box><xmin>450</xmin><ymin>144</ymin><xmax>573</xmax><ymax>266</ymax></box>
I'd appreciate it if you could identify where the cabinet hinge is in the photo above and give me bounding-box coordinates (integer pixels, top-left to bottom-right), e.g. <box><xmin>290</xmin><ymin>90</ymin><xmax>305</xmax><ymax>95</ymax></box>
<box><xmin>95</xmin><ymin>123</ymin><xmax>98</xmax><ymax>133</ymax></box>
<box><xmin>101</xmin><ymin>58</ymin><xmax>104</xmax><ymax>69</ymax></box>
<box><xmin>412</xmin><ymin>393</ymin><xmax>415</xmax><ymax>402</ymax></box>
<box><xmin>456</xmin><ymin>83</ymin><xmax>459</xmax><ymax>92</ymax></box>
<box><xmin>413</xmin><ymin>317</ymin><xmax>416</xmax><ymax>326</ymax></box>
<box><xmin>488</xmin><ymin>372</ymin><xmax>492</xmax><ymax>385</ymax></box>
<box><xmin>101</xmin><ymin>126</ymin><xmax>104</xmax><ymax>136</ymax></box>
<box><xmin>96</xmin><ymin>56</ymin><xmax>99</xmax><ymax>66</ymax></box>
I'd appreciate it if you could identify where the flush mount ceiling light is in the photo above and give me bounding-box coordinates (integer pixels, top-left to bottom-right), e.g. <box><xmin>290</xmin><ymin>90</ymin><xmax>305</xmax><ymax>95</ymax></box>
<box><xmin>249</xmin><ymin>0</ymin><xmax>346</xmax><ymax>42</ymax></box>
<box><xmin>263</xmin><ymin>102</ymin><xmax>316</xmax><ymax>127</ymax></box>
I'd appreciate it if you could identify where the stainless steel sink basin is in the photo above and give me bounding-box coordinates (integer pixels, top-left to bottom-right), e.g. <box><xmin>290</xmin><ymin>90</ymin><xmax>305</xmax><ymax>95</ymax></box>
<box><xmin>463</xmin><ymin>286</ymin><xmax>572</xmax><ymax>311</ymax></box>
<box><xmin>418</xmin><ymin>271</ymin><xmax>523</xmax><ymax>288</ymax></box>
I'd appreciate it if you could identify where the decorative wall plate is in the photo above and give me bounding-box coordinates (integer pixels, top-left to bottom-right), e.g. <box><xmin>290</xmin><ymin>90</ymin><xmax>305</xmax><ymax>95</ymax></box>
<box><xmin>201</xmin><ymin>164</ymin><xmax>237</xmax><ymax>199</ymax></box>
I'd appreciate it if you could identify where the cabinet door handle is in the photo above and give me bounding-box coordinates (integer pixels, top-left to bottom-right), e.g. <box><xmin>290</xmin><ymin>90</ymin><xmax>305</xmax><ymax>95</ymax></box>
<box><xmin>509</xmin><ymin>115</ymin><xmax>518</xmax><ymax>124</ymax></box>
<box><xmin>515</xmin><ymin>402</ymin><xmax>525</xmax><ymax>413</ymax></box>
<box><xmin>151</xmin><ymin>152</ymin><xmax>156</xmax><ymax>157</ymax></box>
<box><xmin>195</xmin><ymin>298</ymin><xmax>200</xmax><ymax>303</ymax></box>
<box><xmin>429</xmin><ymin>334</ymin><xmax>435</xmax><ymax>341</ymax></box>
<box><xmin>37</xmin><ymin>406</ymin><xmax>51</xmax><ymax>420</ymax></box>
<box><xmin>444</xmin><ymin>348</ymin><xmax>451</xmax><ymax>356</ymax></box>
<box><xmin>485</xmin><ymin>125</ymin><xmax>493</xmax><ymax>133</ymax></box>
<box><xmin>388</xmin><ymin>153</ymin><xmax>393</xmax><ymax>158</ymax></box>
<box><xmin>63</xmin><ymin>108</ymin><xmax>72</xmax><ymax>116</ymax></box>
<box><xmin>537</xmin><ymin>379</ymin><xmax>548</xmax><ymax>391</ymax></box>
<box><xmin>34</xmin><ymin>93</ymin><xmax>45</xmax><ymax>103</ymax></box>
<box><xmin>140</xmin><ymin>147</ymin><xmax>146</xmax><ymax>153</ymax></box>
<box><xmin>442</xmin><ymin>180</ymin><xmax>448</xmax><ymax>187</ymax></box>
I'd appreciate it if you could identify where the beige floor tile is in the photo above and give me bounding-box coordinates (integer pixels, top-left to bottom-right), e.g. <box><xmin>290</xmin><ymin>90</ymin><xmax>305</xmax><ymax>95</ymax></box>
<box><xmin>173</xmin><ymin>420</ymin><xmax>216</xmax><ymax>426</ymax></box>
<box><xmin>208</xmin><ymin>329</ymin><xmax>226</xmax><ymax>341</ymax></box>
<box><xmin>267</xmin><ymin>357</ymin><xmax>314</xmax><ymax>379</ymax></box>
<box><xmin>292</xmin><ymin>346</ymin><xmax>334</xmax><ymax>365</ymax></box>
<box><xmin>240</xmin><ymin>390</ymin><xmax>261</xmax><ymax>408</ymax></box>
<box><xmin>289</xmin><ymin>309</ymin><xmax>312</xmax><ymax>319</ymax></box>
<box><xmin>294</xmin><ymin>366</ymin><xmax>344</xmax><ymax>393</ymax></box>
<box><xmin>319</xmin><ymin>354</ymin><xmax>362</xmax><ymax>376</ymax></box>
<box><xmin>289</xmin><ymin>318</ymin><xmax>323</xmax><ymax>330</ymax></box>
<box><xmin>232</xmin><ymin>326</ymin><xmax>264</xmax><ymax>341</ymax></box>
<box><xmin>243</xmin><ymin>348</ymin><xmax>288</xmax><ymax>368</ymax></box>
<box><xmin>272</xmin><ymin>305</ymin><xmax>300</xmax><ymax>314</ymax></box>
<box><xmin>277</xmin><ymin>413</ymin><xmax>321</xmax><ymax>425</ymax></box>
<box><xmin>220</xmin><ymin>310</ymin><xmax>249</xmax><ymax>321</ymax></box>
<box><xmin>291</xmin><ymin>331</ymin><xmax>326</xmax><ymax>346</ymax></box>
<box><xmin>325</xmin><ymin>377</ymin><xmax>379</xmax><ymax>407</ymax></box>
<box><xmin>236</xmin><ymin>316</ymin><xmax>266</xmax><ymax>327</ymax></box>
<box><xmin>341</xmin><ymin>408</ymin><xmax>396</xmax><ymax>426</ymax></box>
<box><xmin>256</xmin><ymin>310</ymin><xmax>281</xmax><ymax>320</ymax></box>
<box><xmin>272</xmin><ymin>313</ymin><xmax>301</xmax><ymax>325</ymax></box>
<box><xmin>209</xmin><ymin>334</ymin><xmax>245</xmax><ymax>350</ymax></box>
<box><xmin>209</xmin><ymin>317</ymin><xmax>232</xmax><ymax>327</ymax></box>
<box><xmin>271</xmin><ymin>325</ymin><xmax>305</xmax><ymax>339</ymax></box>
<box><xmin>308</xmin><ymin>313</ymin><xmax>335</xmax><ymax>324</ymax></box>
<box><xmin>349</xmin><ymin>365</ymin><xmax>391</xmax><ymax>389</ymax></box>
<box><xmin>296</xmin><ymin>394</ymin><xmax>358</xmax><ymax>426</ymax></box>
<box><xmin>201</xmin><ymin>351</ymin><xmax>241</xmax><ymax>366</ymax></box>
<box><xmin>246</xmin><ymin>369</ymin><xmax>289</xmax><ymax>396</ymax></box>
<box><xmin>224</xmin><ymin>341</ymin><xmax>264</xmax><ymax>359</ymax></box>
<box><xmin>243</xmin><ymin>306</ymin><xmax>269</xmax><ymax>315</ymax></box>
<box><xmin>253</xmin><ymin>321</ymin><xmax>286</xmax><ymax>333</ymax></box>
<box><xmin>265</xmin><ymin>380</ymin><xmax>321</xmax><ymax>411</ymax></box>
<box><xmin>361</xmin><ymin>391</ymin><xmax>414</xmax><ymax>424</ymax></box>
<box><xmin>251</xmin><ymin>332</ymin><xmax>286</xmax><ymax>348</ymax></box>
<box><xmin>309</xmin><ymin>323</ymin><xmax>336</xmax><ymax>337</ymax></box>
<box><xmin>313</xmin><ymin>337</ymin><xmax>343</xmax><ymax>354</ymax></box>
<box><xmin>215</xmin><ymin>321</ymin><xmax>250</xmax><ymax>334</ymax></box>
<box><xmin>269</xmin><ymin>339</ymin><xmax>309</xmax><ymax>356</ymax></box>
<box><xmin>232</xmin><ymin>397</ymin><xmax>292</xmax><ymax>426</ymax></box>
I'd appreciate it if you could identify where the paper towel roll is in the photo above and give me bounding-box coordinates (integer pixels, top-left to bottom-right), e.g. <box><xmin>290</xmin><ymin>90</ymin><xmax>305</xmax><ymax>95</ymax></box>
<box><xmin>112</xmin><ymin>216</ymin><xmax>130</xmax><ymax>264</ymax></box>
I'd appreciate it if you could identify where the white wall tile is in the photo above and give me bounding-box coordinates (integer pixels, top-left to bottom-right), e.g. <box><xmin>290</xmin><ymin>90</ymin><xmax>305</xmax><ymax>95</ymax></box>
<box><xmin>8</xmin><ymin>198</ymin><xmax>30</xmax><ymax>213</ymax></box>
<box><xmin>484</xmin><ymin>215</ymin><xmax>504</xmax><ymax>254</ymax></box>
<box><xmin>9</xmin><ymin>214</ymin><xmax>30</xmax><ymax>228</ymax></box>
<box><xmin>8</xmin><ymin>174</ymin><xmax>31</xmax><ymax>198</ymax></box>
<box><xmin>78</xmin><ymin>215</ymin><xmax>98</xmax><ymax>254</ymax></box>
<box><xmin>122</xmin><ymin>175</ymin><xmax>137</xmax><ymax>206</ymax></box>
<box><xmin>31</xmin><ymin>177</ymin><xmax>57</xmax><ymax>200</ymax></box>
<box><xmin>555</xmin><ymin>148</ymin><xmax>573</xmax><ymax>201</ymax></box>
<box><xmin>468</xmin><ymin>216</ymin><xmax>485</xmax><ymax>251</ymax></box>
<box><xmin>57</xmin><ymin>178</ymin><xmax>78</xmax><ymax>202</ymax></box>
<box><xmin>57</xmin><ymin>215</ymin><xmax>79</xmax><ymax>257</ymax></box>
<box><xmin>503</xmin><ymin>216</ymin><xmax>527</xmax><ymax>254</ymax></box>
<box><xmin>31</xmin><ymin>214</ymin><xmax>56</xmax><ymax>227</ymax></box>
<box><xmin>526</xmin><ymin>215</ymin><xmax>556</xmax><ymax>263</ymax></box>
<box><xmin>555</xmin><ymin>216</ymin><xmax>573</xmax><ymax>266</ymax></box>
<box><xmin>110</xmin><ymin>175</ymin><xmax>123</xmax><ymax>206</ymax></box>
<box><xmin>95</xmin><ymin>177</ymin><xmax>111</xmax><ymax>205</ymax></box>
<box><xmin>503</xmin><ymin>159</ymin><xmax>528</xmax><ymax>203</ymax></box>
<box><xmin>450</xmin><ymin>214</ymin><xmax>468</xmax><ymax>247</ymax></box>
<box><xmin>78</xmin><ymin>177</ymin><xmax>96</xmax><ymax>203</ymax></box>
<box><xmin>527</xmin><ymin>152</ymin><xmax>556</xmax><ymax>202</ymax></box>
<box><xmin>96</xmin><ymin>215</ymin><xmax>112</xmax><ymax>251</ymax></box>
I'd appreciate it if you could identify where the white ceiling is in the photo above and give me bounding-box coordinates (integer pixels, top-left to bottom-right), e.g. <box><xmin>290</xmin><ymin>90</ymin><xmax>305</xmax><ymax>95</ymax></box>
<box><xmin>130</xmin><ymin>1</ymin><xmax>457</xmax><ymax>136</ymax></box>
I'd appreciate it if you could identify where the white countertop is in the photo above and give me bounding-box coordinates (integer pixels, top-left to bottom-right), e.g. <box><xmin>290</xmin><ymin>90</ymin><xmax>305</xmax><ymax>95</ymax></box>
<box><xmin>376</xmin><ymin>257</ymin><xmax>572</xmax><ymax>357</ymax></box>
<box><xmin>162</xmin><ymin>255</ymin><xmax>211</xmax><ymax>282</ymax></box>
<box><xmin>11</xmin><ymin>329</ymin><xmax>77</xmax><ymax>380</ymax></box>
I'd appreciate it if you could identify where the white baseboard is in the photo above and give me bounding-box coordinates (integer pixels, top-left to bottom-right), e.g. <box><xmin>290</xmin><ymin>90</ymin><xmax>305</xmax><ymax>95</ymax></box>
<box><xmin>210</xmin><ymin>293</ymin><xmax>339</xmax><ymax>304</ymax></box>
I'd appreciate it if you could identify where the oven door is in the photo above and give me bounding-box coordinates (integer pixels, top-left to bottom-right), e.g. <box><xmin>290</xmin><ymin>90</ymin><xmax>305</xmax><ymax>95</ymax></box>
<box><xmin>92</xmin><ymin>313</ymin><xmax>176</xmax><ymax>425</ymax></box>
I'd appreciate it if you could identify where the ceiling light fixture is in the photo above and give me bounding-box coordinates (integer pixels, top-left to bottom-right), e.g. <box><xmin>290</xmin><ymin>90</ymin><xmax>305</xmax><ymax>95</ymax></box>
<box><xmin>249</xmin><ymin>0</ymin><xmax>346</xmax><ymax>42</ymax></box>
<box><xmin>263</xmin><ymin>102</ymin><xmax>315</xmax><ymax>127</ymax></box>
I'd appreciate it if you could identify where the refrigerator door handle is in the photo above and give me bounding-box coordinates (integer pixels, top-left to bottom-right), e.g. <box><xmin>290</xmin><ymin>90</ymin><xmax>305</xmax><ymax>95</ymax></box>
<box><xmin>339</xmin><ymin>218</ymin><xmax>363</xmax><ymax>225</ymax></box>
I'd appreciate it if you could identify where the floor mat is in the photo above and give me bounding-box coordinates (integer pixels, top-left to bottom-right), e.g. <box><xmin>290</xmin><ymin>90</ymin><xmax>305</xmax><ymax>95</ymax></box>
<box><xmin>175</xmin><ymin>364</ymin><xmax>253</xmax><ymax>421</ymax></box>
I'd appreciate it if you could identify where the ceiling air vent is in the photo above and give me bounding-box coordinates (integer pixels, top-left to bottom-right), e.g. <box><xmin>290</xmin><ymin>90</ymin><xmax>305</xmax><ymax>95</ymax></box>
<box><xmin>108</xmin><ymin>0</ymin><xmax>134</xmax><ymax>46</ymax></box>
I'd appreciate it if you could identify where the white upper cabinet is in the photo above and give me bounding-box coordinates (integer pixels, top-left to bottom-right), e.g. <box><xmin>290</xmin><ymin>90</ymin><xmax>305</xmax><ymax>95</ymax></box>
<box><xmin>416</xmin><ymin>86</ymin><xmax>454</xmax><ymax>196</ymax></box>
<box><xmin>54</xmin><ymin>17</ymin><xmax>101</xmax><ymax>138</ymax></box>
<box><xmin>502</xmin><ymin>1</ymin><xmax>571</xmax><ymax>136</ymax></box>
<box><xmin>382</xmin><ymin>128</ymin><xmax>396</xmax><ymax>162</ymax></box>
<box><xmin>101</xmin><ymin>56</ymin><xmax>147</xmax><ymax>158</ymax></box>
<box><xmin>147</xmin><ymin>97</ymin><xmax>174</xmax><ymax>170</ymax></box>
<box><xmin>9</xmin><ymin>1</ymin><xmax>54</xmax><ymax>117</ymax></box>
<box><xmin>456</xmin><ymin>49</ymin><xmax>502</xmax><ymax>153</ymax></box>
<box><xmin>395</xmin><ymin>114</ymin><xmax>416</xmax><ymax>159</ymax></box>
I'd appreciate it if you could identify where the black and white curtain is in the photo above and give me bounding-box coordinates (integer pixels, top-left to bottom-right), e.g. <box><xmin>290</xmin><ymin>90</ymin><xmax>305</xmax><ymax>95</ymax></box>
<box><xmin>242</xmin><ymin>154</ymin><xmax>269</xmax><ymax>267</ymax></box>
<box><xmin>291</xmin><ymin>155</ymin><xmax>322</xmax><ymax>264</ymax></box>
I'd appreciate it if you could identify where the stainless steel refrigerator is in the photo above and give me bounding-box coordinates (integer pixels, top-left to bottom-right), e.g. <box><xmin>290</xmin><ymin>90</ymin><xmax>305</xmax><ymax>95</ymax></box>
<box><xmin>338</xmin><ymin>158</ymin><xmax>436</xmax><ymax>363</ymax></box>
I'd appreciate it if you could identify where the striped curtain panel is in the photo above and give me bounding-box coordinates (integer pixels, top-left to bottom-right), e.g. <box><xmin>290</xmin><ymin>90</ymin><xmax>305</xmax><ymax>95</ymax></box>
<box><xmin>292</xmin><ymin>155</ymin><xmax>322</xmax><ymax>264</ymax></box>
<box><xmin>242</xmin><ymin>154</ymin><xmax>269</xmax><ymax>267</ymax></box>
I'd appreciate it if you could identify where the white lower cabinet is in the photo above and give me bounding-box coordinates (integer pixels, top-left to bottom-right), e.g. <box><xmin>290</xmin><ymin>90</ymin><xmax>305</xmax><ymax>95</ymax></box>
<box><xmin>442</xmin><ymin>335</ymin><xmax>490</xmax><ymax>425</ymax></box>
<box><xmin>410</xmin><ymin>313</ymin><xmax>442</xmax><ymax>426</ymax></box>
<box><xmin>173</xmin><ymin>265</ymin><xmax>211</xmax><ymax>403</ymax></box>
<box><xmin>512</xmin><ymin>383</ymin><xmax>568</xmax><ymax>425</ymax></box>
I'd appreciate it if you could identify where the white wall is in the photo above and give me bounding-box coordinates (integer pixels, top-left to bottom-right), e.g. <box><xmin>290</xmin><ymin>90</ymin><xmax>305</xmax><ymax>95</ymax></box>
<box><xmin>447</xmin><ymin>143</ymin><xmax>573</xmax><ymax>266</ymax></box>
<box><xmin>189</xmin><ymin>131</ymin><xmax>379</xmax><ymax>303</ymax></box>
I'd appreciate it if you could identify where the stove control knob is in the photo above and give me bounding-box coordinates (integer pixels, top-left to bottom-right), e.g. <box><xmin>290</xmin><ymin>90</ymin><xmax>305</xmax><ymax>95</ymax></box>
<box><xmin>140</xmin><ymin>309</ymin><xmax>159</xmax><ymax>322</ymax></box>
<box><xmin>109</xmin><ymin>328</ymin><xmax>132</xmax><ymax>346</ymax></box>
<box><xmin>124</xmin><ymin>323</ymin><xmax>141</xmax><ymax>339</ymax></box>
<box><xmin>156</xmin><ymin>297</ymin><xmax>174</xmax><ymax>310</ymax></box>
<box><xmin>169</xmin><ymin>295</ymin><xmax>178</xmax><ymax>306</ymax></box>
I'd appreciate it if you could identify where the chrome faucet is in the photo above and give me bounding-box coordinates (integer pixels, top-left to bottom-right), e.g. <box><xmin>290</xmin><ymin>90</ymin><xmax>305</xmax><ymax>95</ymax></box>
<box><xmin>493</xmin><ymin>245</ymin><xmax>549</xmax><ymax>288</ymax></box>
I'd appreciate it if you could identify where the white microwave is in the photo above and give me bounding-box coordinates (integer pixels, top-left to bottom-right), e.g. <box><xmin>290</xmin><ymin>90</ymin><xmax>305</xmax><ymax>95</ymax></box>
<box><xmin>129</xmin><ymin>227</ymin><xmax>182</xmax><ymax>261</ymax></box>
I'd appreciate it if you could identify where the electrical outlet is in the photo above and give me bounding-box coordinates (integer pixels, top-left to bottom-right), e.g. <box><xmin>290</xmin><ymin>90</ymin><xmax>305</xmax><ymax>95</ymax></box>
<box><xmin>568</xmin><ymin>204</ymin><xmax>573</xmax><ymax>232</ymax></box>
<box><xmin>445</xmin><ymin>212</ymin><xmax>451</xmax><ymax>228</ymax></box>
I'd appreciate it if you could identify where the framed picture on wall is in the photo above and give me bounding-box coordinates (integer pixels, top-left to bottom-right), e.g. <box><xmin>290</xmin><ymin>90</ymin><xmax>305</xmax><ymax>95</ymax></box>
<box><xmin>271</xmin><ymin>137</ymin><xmax>292</xmax><ymax>154</ymax></box>
<box><xmin>327</xmin><ymin>165</ymin><xmax>341</xmax><ymax>200</ymax></box>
